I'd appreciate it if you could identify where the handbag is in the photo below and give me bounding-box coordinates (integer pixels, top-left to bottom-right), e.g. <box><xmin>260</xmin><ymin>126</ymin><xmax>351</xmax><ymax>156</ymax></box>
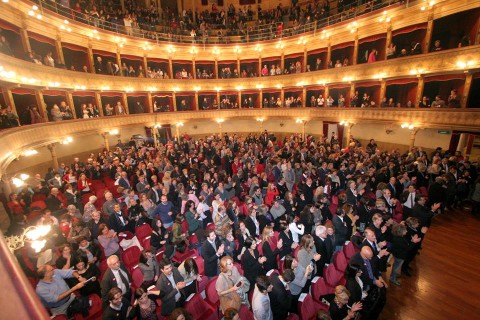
<box><xmin>218</xmin><ymin>273</ymin><xmax>242</xmax><ymax>312</ymax></box>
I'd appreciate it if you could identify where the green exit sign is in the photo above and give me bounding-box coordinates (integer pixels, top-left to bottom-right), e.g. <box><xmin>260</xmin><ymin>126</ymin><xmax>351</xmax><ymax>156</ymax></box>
<box><xmin>438</xmin><ymin>130</ymin><xmax>451</xmax><ymax>134</ymax></box>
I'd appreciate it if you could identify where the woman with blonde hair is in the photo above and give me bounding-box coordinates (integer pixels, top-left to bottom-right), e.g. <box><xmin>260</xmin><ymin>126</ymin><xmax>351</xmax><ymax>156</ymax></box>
<box><xmin>343</xmin><ymin>203</ymin><xmax>359</xmax><ymax>236</ymax></box>
<box><xmin>261</xmin><ymin>226</ymin><xmax>282</xmax><ymax>272</ymax></box>
<box><xmin>162</xmin><ymin>171</ymin><xmax>172</xmax><ymax>190</ymax></box>
<box><xmin>329</xmin><ymin>285</ymin><xmax>362</xmax><ymax>320</ymax></box>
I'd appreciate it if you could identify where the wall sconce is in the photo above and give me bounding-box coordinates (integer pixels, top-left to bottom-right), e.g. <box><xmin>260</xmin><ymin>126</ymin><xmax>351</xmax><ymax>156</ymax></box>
<box><xmin>193</xmin><ymin>86</ymin><xmax>201</xmax><ymax>92</ymax></box>
<box><xmin>339</xmin><ymin>120</ymin><xmax>350</xmax><ymax>126</ymax></box>
<box><xmin>234</xmin><ymin>46</ymin><xmax>242</xmax><ymax>54</ymax></box>
<box><xmin>320</xmin><ymin>30</ymin><xmax>331</xmax><ymax>40</ymax></box>
<box><xmin>20</xmin><ymin>77</ymin><xmax>38</xmax><ymax>84</ymax></box>
<box><xmin>11</xmin><ymin>173</ymin><xmax>30</xmax><ymax>188</ymax></box>
<box><xmin>456</xmin><ymin>60</ymin><xmax>475</xmax><ymax>71</ymax></box>
<box><xmin>172</xmin><ymin>87</ymin><xmax>180</xmax><ymax>92</ymax></box>
<box><xmin>342</xmin><ymin>76</ymin><xmax>354</xmax><ymax>82</ymax></box>
<box><xmin>190</xmin><ymin>46</ymin><xmax>198</xmax><ymax>55</ymax></box>
<box><xmin>154</xmin><ymin>124</ymin><xmax>162</xmax><ymax>129</ymax></box>
<box><xmin>212</xmin><ymin>47</ymin><xmax>221</xmax><ymax>55</ymax></box>
<box><xmin>421</xmin><ymin>0</ymin><xmax>435</xmax><ymax>11</ymax></box>
<box><xmin>255</xmin><ymin>84</ymin><xmax>263</xmax><ymax>90</ymax></box>
<box><xmin>409</xmin><ymin>68</ymin><xmax>426</xmax><ymax>77</ymax></box>
<box><xmin>401</xmin><ymin>123</ymin><xmax>415</xmax><ymax>130</ymax></box>
<box><xmin>167</xmin><ymin>45</ymin><xmax>176</xmax><ymax>54</ymax></box>
<box><xmin>254</xmin><ymin>44</ymin><xmax>262</xmax><ymax>52</ymax></box>
<box><xmin>275</xmin><ymin>41</ymin><xmax>285</xmax><ymax>49</ymax></box>
<box><xmin>48</xmin><ymin>81</ymin><xmax>60</xmax><ymax>88</ymax></box>
<box><xmin>216</xmin><ymin>119</ymin><xmax>225</xmax><ymax>124</ymax></box>
<box><xmin>125</xmin><ymin>87</ymin><xmax>134</xmax><ymax>93</ymax></box>
<box><xmin>347</xmin><ymin>21</ymin><xmax>358</xmax><ymax>34</ymax></box>
<box><xmin>109</xmin><ymin>129</ymin><xmax>119</xmax><ymax>135</ymax></box>
<box><xmin>296</xmin><ymin>36</ymin><xmax>308</xmax><ymax>45</ymax></box>
<box><xmin>214</xmin><ymin>87</ymin><xmax>222</xmax><ymax>92</ymax></box>
<box><xmin>256</xmin><ymin>118</ymin><xmax>264</xmax><ymax>122</ymax></box>
<box><xmin>176</xmin><ymin>122</ymin><xmax>184</xmax><ymax>127</ymax></box>
<box><xmin>296</xmin><ymin>119</ymin><xmax>306</xmax><ymax>124</ymax></box>
<box><xmin>378</xmin><ymin>11</ymin><xmax>391</xmax><ymax>23</ymax></box>
<box><xmin>74</xmin><ymin>85</ymin><xmax>86</xmax><ymax>91</ymax></box>
<box><xmin>296</xmin><ymin>81</ymin><xmax>305</xmax><ymax>87</ymax></box>
<box><xmin>147</xmin><ymin>86</ymin><xmax>157</xmax><ymax>92</ymax></box>
<box><xmin>5</xmin><ymin>225</ymin><xmax>52</xmax><ymax>254</ymax></box>
<box><xmin>235</xmin><ymin>86</ymin><xmax>243</xmax><ymax>91</ymax></box>
<box><xmin>373</xmin><ymin>73</ymin><xmax>386</xmax><ymax>80</ymax></box>
<box><xmin>275</xmin><ymin>84</ymin><xmax>282</xmax><ymax>89</ymax></box>
<box><xmin>22</xmin><ymin>150</ymin><xmax>38</xmax><ymax>157</ymax></box>
<box><xmin>100</xmin><ymin>85</ymin><xmax>111</xmax><ymax>91</ymax></box>
<box><xmin>59</xmin><ymin>136</ymin><xmax>74</xmax><ymax>144</ymax></box>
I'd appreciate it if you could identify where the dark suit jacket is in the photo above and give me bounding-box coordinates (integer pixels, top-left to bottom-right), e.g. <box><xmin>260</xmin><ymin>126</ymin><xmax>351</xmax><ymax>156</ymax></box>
<box><xmin>245</xmin><ymin>216</ymin><xmax>259</xmax><ymax>237</ymax></box>
<box><xmin>346</xmin><ymin>189</ymin><xmax>360</xmax><ymax>206</ymax></box>
<box><xmin>313</xmin><ymin>235</ymin><xmax>329</xmax><ymax>270</ymax></box>
<box><xmin>45</xmin><ymin>194</ymin><xmax>63</xmax><ymax>212</ymax></box>
<box><xmin>201</xmin><ymin>238</ymin><xmax>223</xmax><ymax>277</ymax></box>
<box><xmin>118</xmin><ymin>177</ymin><xmax>131</xmax><ymax>190</ymax></box>
<box><xmin>346</xmin><ymin>277</ymin><xmax>363</xmax><ymax>305</ymax></box>
<box><xmin>100</xmin><ymin>265</ymin><xmax>132</xmax><ymax>305</ymax></box>
<box><xmin>241</xmin><ymin>248</ymin><xmax>265</xmax><ymax>286</ymax></box>
<box><xmin>155</xmin><ymin>267</ymin><xmax>185</xmax><ymax>315</ymax></box>
<box><xmin>332</xmin><ymin>215</ymin><xmax>349</xmax><ymax>246</ymax></box>
<box><xmin>412</xmin><ymin>204</ymin><xmax>434</xmax><ymax>228</ymax></box>
<box><xmin>349</xmin><ymin>252</ymin><xmax>379</xmax><ymax>289</ymax></box>
<box><xmin>101</xmin><ymin>298</ymin><xmax>131</xmax><ymax>320</ymax></box>
<box><xmin>269</xmin><ymin>273</ymin><xmax>291</xmax><ymax>320</ymax></box>
<box><xmin>108</xmin><ymin>212</ymin><xmax>129</xmax><ymax>233</ymax></box>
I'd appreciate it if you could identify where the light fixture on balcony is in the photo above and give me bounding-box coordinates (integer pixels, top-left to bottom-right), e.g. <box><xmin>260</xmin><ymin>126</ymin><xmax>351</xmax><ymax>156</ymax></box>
<box><xmin>216</xmin><ymin>118</ymin><xmax>225</xmax><ymax>124</ymax></box>
<box><xmin>190</xmin><ymin>46</ymin><xmax>198</xmax><ymax>55</ymax></box>
<box><xmin>320</xmin><ymin>30</ymin><xmax>331</xmax><ymax>40</ymax></box>
<box><xmin>378</xmin><ymin>11</ymin><xmax>391</xmax><ymax>23</ymax></box>
<box><xmin>234</xmin><ymin>46</ymin><xmax>242</xmax><ymax>54</ymax></box>
<box><xmin>339</xmin><ymin>120</ymin><xmax>350</xmax><ymax>126</ymax></box>
<box><xmin>235</xmin><ymin>86</ymin><xmax>243</xmax><ymax>91</ymax></box>
<box><xmin>456</xmin><ymin>60</ymin><xmax>475</xmax><ymax>71</ymax></box>
<box><xmin>342</xmin><ymin>76</ymin><xmax>354</xmax><ymax>82</ymax></box>
<box><xmin>167</xmin><ymin>45</ymin><xmax>176</xmax><ymax>54</ymax></box>
<box><xmin>275</xmin><ymin>41</ymin><xmax>285</xmax><ymax>49</ymax></box>
<box><xmin>147</xmin><ymin>86</ymin><xmax>157</xmax><ymax>92</ymax></box>
<box><xmin>347</xmin><ymin>21</ymin><xmax>358</xmax><ymax>34</ymax></box>
<box><xmin>421</xmin><ymin>0</ymin><xmax>435</xmax><ymax>11</ymax></box>
<box><xmin>214</xmin><ymin>87</ymin><xmax>222</xmax><ymax>92</ymax></box>
<box><xmin>100</xmin><ymin>85</ymin><xmax>110</xmax><ymax>91</ymax></box>
<box><xmin>74</xmin><ymin>85</ymin><xmax>86</xmax><ymax>90</ymax></box>
<box><xmin>255</xmin><ymin>84</ymin><xmax>263</xmax><ymax>90</ymax></box>
<box><xmin>60</xmin><ymin>136</ymin><xmax>74</xmax><ymax>144</ymax></box>
<box><xmin>212</xmin><ymin>47</ymin><xmax>221</xmax><ymax>55</ymax></box>
<box><xmin>254</xmin><ymin>44</ymin><xmax>262</xmax><ymax>52</ymax></box>
<box><xmin>109</xmin><ymin>129</ymin><xmax>119</xmax><ymax>135</ymax></box>
<box><xmin>409</xmin><ymin>68</ymin><xmax>426</xmax><ymax>77</ymax></box>
<box><xmin>172</xmin><ymin>87</ymin><xmax>180</xmax><ymax>92</ymax></box>
<box><xmin>401</xmin><ymin>123</ymin><xmax>415</xmax><ymax>130</ymax></box>
<box><xmin>275</xmin><ymin>84</ymin><xmax>282</xmax><ymax>89</ymax></box>
<box><xmin>176</xmin><ymin>122</ymin><xmax>184</xmax><ymax>127</ymax></box>
<box><xmin>296</xmin><ymin>36</ymin><xmax>308</xmax><ymax>45</ymax></box>
<box><xmin>5</xmin><ymin>225</ymin><xmax>52</xmax><ymax>254</ymax></box>
<box><xmin>11</xmin><ymin>173</ymin><xmax>30</xmax><ymax>188</ymax></box>
<box><xmin>193</xmin><ymin>86</ymin><xmax>201</xmax><ymax>92</ymax></box>
<box><xmin>22</xmin><ymin>149</ymin><xmax>38</xmax><ymax>156</ymax></box>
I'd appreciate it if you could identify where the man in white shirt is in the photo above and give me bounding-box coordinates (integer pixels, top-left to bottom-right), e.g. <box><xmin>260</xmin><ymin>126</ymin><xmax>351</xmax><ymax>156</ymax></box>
<box><xmin>252</xmin><ymin>276</ymin><xmax>273</xmax><ymax>320</ymax></box>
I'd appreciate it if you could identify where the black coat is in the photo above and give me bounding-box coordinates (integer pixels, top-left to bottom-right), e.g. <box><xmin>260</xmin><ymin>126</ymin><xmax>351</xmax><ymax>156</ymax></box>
<box><xmin>269</xmin><ymin>273</ymin><xmax>291</xmax><ymax>320</ymax></box>
<box><xmin>241</xmin><ymin>248</ymin><xmax>265</xmax><ymax>286</ymax></box>
<box><xmin>201</xmin><ymin>238</ymin><xmax>223</xmax><ymax>277</ymax></box>
<box><xmin>100</xmin><ymin>264</ymin><xmax>132</xmax><ymax>306</ymax></box>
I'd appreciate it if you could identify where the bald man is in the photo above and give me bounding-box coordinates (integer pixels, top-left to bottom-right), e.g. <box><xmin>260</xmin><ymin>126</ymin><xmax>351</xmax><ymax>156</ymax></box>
<box><xmin>349</xmin><ymin>246</ymin><xmax>388</xmax><ymax>291</ymax></box>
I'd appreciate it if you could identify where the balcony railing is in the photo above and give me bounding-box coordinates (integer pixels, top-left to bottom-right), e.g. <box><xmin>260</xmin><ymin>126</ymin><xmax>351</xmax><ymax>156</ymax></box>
<box><xmin>30</xmin><ymin>0</ymin><xmax>403</xmax><ymax>44</ymax></box>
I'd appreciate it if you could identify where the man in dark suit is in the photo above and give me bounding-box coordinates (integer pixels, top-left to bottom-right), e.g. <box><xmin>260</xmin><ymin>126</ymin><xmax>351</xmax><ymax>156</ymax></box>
<box><xmin>100</xmin><ymin>255</ymin><xmax>132</xmax><ymax>307</ymax></box>
<box><xmin>269</xmin><ymin>269</ymin><xmax>294</xmax><ymax>320</ymax></box>
<box><xmin>45</xmin><ymin>187</ymin><xmax>65</xmax><ymax>216</ymax></box>
<box><xmin>108</xmin><ymin>203</ymin><xmax>129</xmax><ymax>233</ymax></box>
<box><xmin>380</xmin><ymin>188</ymin><xmax>396</xmax><ymax>216</ymax></box>
<box><xmin>313</xmin><ymin>225</ymin><xmax>330</xmax><ymax>270</ymax></box>
<box><xmin>412</xmin><ymin>196</ymin><xmax>441</xmax><ymax>229</ymax></box>
<box><xmin>201</xmin><ymin>229</ymin><xmax>225</xmax><ymax>278</ymax></box>
<box><xmin>362</xmin><ymin>227</ymin><xmax>389</xmax><ymax>272</ymax></box>
<box><xmin>349</xmin><ymin>246</ymin><xmax>387</xmax><ymax>291</ymax></box>
<box><xmin>155</xmin><ymin>258</ymin><xmax>186</xmax><ymax>316</ymax></box>
<box><xmin>117</xmin><ymin>171</ymin><xmax>131</xmax><ymax>190</ymax></box>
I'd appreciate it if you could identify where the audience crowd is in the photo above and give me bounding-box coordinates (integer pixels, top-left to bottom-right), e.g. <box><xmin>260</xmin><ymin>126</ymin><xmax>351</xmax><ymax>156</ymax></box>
<box><xmin>5</xmin><ymin>128</ymin><xmax>479</xmax><ymax>319</ymax></box>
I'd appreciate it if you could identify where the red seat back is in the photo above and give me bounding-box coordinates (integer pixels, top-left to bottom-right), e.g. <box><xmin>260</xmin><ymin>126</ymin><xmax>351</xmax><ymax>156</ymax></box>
<box><xmin>333</xmin><ymin>251</ymin><xmax>348</xmax><ymax>272</ymax></box>
<box><xmin>205</xmin><ymin>276</ymin><xmax>220</xmax><ymax>307</ymax></box>
<box><xmin>121</xmin><ymin>246</ymin><xmax>142</xmax><ymax>272</ymax></box>
<box><xmin>131</xmin><ymin>266</ymin><xmax>144</xmax><ymax>290</ymax></box>
<box><xmin>192</xmin><ymin>255</ymin><xmax>205</xmax><ymax>275</ymax></box>
<box><xmin>343</xmin><ymin>241</ymin><xmax>358</xmax><ymax>260</ymax></box>
<box><xmin>324</xmin><ymin>264</ymin><xmax>343</xmax><ymax>287</ymax></box>
<box><xmin>29</xmin><ymin>200</ymin><xmax>47</xmax><ymax>209</ymax></box>
<box><xmin>298</xmin><ymin>293</ymin><xmax>329</xmax><ymax>320</ymax></box>
<box><xmin>311</xmin><ymin>277</ymin><xmax>334</xmax><ymax>301</ymax></box>
<box><xmin>135</xmin><ymin>224</ymin><xmax>153</xmax><ymax>241</ymax></box>
<box><xmin>184</xmin><ymin>293</ymin><xmax>218</xmax><ymax>320</ymax></box>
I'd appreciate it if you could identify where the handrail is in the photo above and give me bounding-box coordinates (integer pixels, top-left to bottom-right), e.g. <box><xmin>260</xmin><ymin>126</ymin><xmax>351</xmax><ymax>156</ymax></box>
<box><xmin>30</xmin><ymin>0</ymin><xmax>404</xmax><ymax>44</ymax></box>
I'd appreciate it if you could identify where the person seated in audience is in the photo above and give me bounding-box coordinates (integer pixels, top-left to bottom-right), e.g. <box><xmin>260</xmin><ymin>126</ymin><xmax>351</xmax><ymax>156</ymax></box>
<box><xmin>150</xmin><ymin>217</ymin><xmax>174</xmax><ymax>257</ymax></box>
<box><xmin>36</xmin><ymin>264</ymin><xmax>86</xmax><ymax>316</ymax></box>
<box><xmin>97</xmin><ymin>223</ymin><xmax>121</xmax><ymax>257</ymax></box>
<box><xmin>178</xmin><ymin>257</ymin><xmax>202</xmax><ymax>298</ymax></box>
<box><xmin>76</xmin><ymin>235</ymin><xmax>101</xmax><ymax>265</ymax></box>
<box><xmin>129</xmin><ymin>287</ymin><xmax>161</xmax><ymax>320</ymax></box>
<box><xmin>269</xmin><ymin>268</ymin><xmax>295</xmax><ymax>320</ymax></box>
<box><xmin>431</xmin><ymin>95</ymin><xmax>446</xmax><ymax>108</ymax></box>
<box><xmin>431</xmin><ymin>39</ymin><xmax>443</xmax><ymax>52</ymax></box>
<box><xmin>72</xmin><ymin>255</ymin><xmax>101</xmax><ymax>297</ymax></box>
<box><xmin>102</xmin><ymin>287</ymin><xmax>132</xmax><ymax>319</ymax></box>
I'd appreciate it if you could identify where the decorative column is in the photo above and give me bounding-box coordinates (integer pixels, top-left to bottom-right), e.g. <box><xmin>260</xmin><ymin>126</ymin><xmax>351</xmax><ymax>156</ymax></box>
<box><xmin>146</xmin><ymin>92</ymin><xmax>153</xmax><ymax>113</ymax></box>
<box><xmin>55</xmin><ymin>32</ymin><xmax>65</xmax><ymax>65</ymax></box>
<box><xmin>280</xmin><ymin>51</ymin><xmax>285</xmax><ymax>72</ymax></box>
<box><xmin>302</xmin><ymin>87</ymin><xmax>307</xmax><ymax>108</ymax></box>
<box><xmin>47</xmin><ymin>143</ymin><xmax>59</xmax><ymax>169</ymax></box>
<box><xmin>35</xmin><ymin>90</ymin><xmax>48</xmax><ymax>121</ymax></box>
<box><xmin>457</xmin><ymin>133</ymin><xmax>467</xmax><ymax>152</ymax></box>
<box><xmin>280</xmin><ymin>89</ymin><xmax>284</xmax><ymax>107</ymax></box>
<box><xmin>19</xmin><ymin>19</ymin><xmax>32</xmax><ymax>53</ymax></box>
<box><xmin>168</xmin><ymin>57</ymin><xmax>173</xmax><ymax>78</ymax></box>
<box><xmin>352</xmin><ymin>34</ymin><xmax>359</xmax><ymax>65</ymax></box>
<box><xmin>415</xmin><ymin>76</ymin><xmax>424</xmax><ymax>108</ymax></box>
<box><xmin>324</xmin><ymin>85</ymin><xmax>329</xmax><ymax>101</ymax></box>
<box><xmin>461</xmin><ymin>73</ymin><xmax>473</xmax><ymax>108</ymax></box>
<box><xmin>101</xmin><ymin>133</ymin><xmax>110</xmax><ymax>151</ymax></box>
<box><xmin>87</xmin><ymin>39</ymin><xmax>94</xmax><ymax>73</ymax></box>
<box><xmin>258</xmin><ymin>57</ymin><xmax>262</xmax><ymax>75</ymax></box>
<box><xmin>122</xmin><ymin>92</ymin><xmax>129</xmax><ymax>114</ymax></box>
<box><xmin>116</xmin><ymin>48</ymin><xmax>122</xmax><ymax>72</ymax></box>
<box><xmin>385</xmin><ymin>23</ymin><xmax>393</xmax><ymax>58</ymax></box>
<box><xmin>303</xmin><ymin>47</ymin><xmax>307</xmax><ymax>72</ymax></box>
<box><xmin>259</xmin><ymin>89</ymin><xmax>263</xmax><ymax>109</ymax></box>
<box><xmin>238</xmin><ymin>91</ymin><xmax>242</xmax><ymax>109</ymax></box>
<box><xmin>172</xmin><ymin>92</ymin><xmax>177</xmax><ymax>111</ymax></box>
<box><xmin>95</xmin><ymin>92</ymin><xmax>104</xmax><ymax>116</ymax></box>
<box><xmin>143</xmin><ymin>54</ymin><xmax>148</xmax><ymax>75</ymax></box>
<box><xmin>423</xmin><ymin>11</ymin><xmax>434</xmax><ymax>53</ymax></box>
<box><xmin>192</xmin><ymin>58</ymin><xmax>196</xmax><ymax>79</ymax></box>
<box><xmin>326</xmin><ymin>40</ymin><xmax>332</xmax><ymax>66</ymax></box>
<box><xmin>237</xmin><ymin>57</ymin><xmax>240</xmax><ymax>75</ymax></box>
<box><xmin>194</xmin><ymin>91</ymin><xmax>199</xmax><ymax>111</ymax></box>
<box><xmin>65</xmin><ymin>91</ymin><xmax>76</xmax><ymax>119</ymax></box>
<box><xmin>349</xmin><ymin>83</ymin><xmax>355</xmax><ymax>107</ymax></box>
<box><xmin>409</xmin><ymin>128</ymin><xmax>419</xmax><ymax>149</ymax></box>
<box><xmin>216</xmin><ymin>91</ymin><xmax>221</xmax><ymax>109</ymax></box>
<box><xmin>344</xmin><ymin>123</ymin><xmax>354</xmax><ymax>147</ymax></box>
<box><xmin>379</xmin><ymin>80</ymin><xmax>387</xmax><ymax>101</ymax></box>
<box><xmin>2</xmin><ymin>89</ymin><xmax>17</xmax><ymax>116</ymax></box>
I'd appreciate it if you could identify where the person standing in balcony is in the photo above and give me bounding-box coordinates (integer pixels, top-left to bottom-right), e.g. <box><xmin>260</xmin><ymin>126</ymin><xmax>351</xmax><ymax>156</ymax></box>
<box><xmin>114</xmin><ymin>101</ymin><xmax>126</xmax><ymax>115</ymax></box>
<box><xmin>124</xmin><ymin>14</ymin><xmax>133</xmax><ymax>36</ymax></box>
